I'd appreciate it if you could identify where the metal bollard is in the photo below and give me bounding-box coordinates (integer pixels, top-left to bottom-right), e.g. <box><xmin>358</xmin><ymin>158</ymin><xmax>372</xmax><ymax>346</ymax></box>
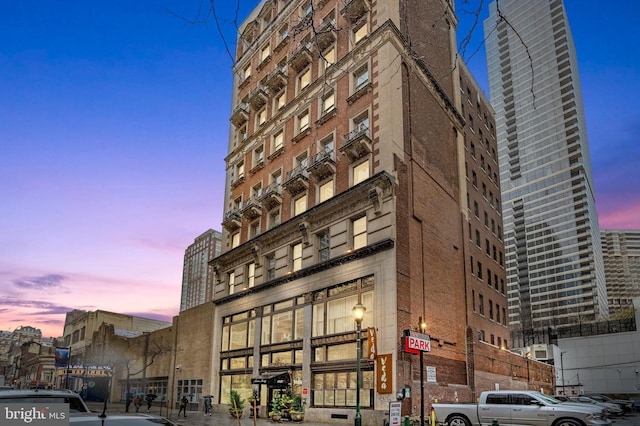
<box><xmin>492</xmin><ymin>419</ymin><xmax>499</xmax><ymax>426</ymax></box>
<box><xmin>404</xmin><ymin>415</ymin><xmax>410</xmax><ymax>426</ymax></box>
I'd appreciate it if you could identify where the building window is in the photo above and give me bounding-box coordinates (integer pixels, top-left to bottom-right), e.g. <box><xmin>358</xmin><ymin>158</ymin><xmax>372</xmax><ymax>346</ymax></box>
<box><xmin>297</xmin><ymin>109</ymin><xmax>310</xmax><ymax>133</ymax></box>
<box><xmin>273</xmin><ymin>129</ymin><xmax>284</xmax><ymax>152</ymax></box>
<box><xmin>321</xmin><ymin>91</ymin><xmax>335</xmax><ymax>115</ymax></box>
<box><xmin>477</xmin><ymin>261</ymin><xmax>483</xmax><ymax>280</ymax></box>
<box><xmin>275</xmin><ymin>90</ymin><xmax>287</xmax><ymax>110</ymax></box>
<box><xmin>318</xmin><ymin>230</ymin><xmax>330</xmax><ymax>262</ymax></box>
<box><xmin>247</xmin><ymin>262</ymin><xmax>255</xmax><ymax>288</ymax></box>
<box><xmin>249</xmin><ymin>220</ymin><xmax>260</xmax><ymax>238</ymax></box>
<box><xmin>353</xmin><ymin>20</ymin><xmax>368</xmax><ymax>44</ymax></box>
<box><xmin>269</xmin><ymin>208</ymin><xmax>281</xmax><ymax>229</ymax></box>
<box><xmin>243</xmin><ymin>64</ymin><xmax>251</xmax><ymax>81</ymax></box>
<box><xmin>489</xmin><ymin>300</ymin><xmax>494</xmax><ymax>320</ymax></box>
<box><xmin>294</xmin><ymin>193</ymin><xmax>307</xmax><ymax>216</ymax></box>
<box><xmin>353</xmin><ymin>159</ymin><xmax>370</xmax><ymax>186</ymax></box>
<box><xmin>292</xmin><ymin>242</ymin><xmax>303</xmax><ymax>272</ymax></box>
<box><xmin>257</xmin><ymin>108</ymin><xmax>267</xmax><ymax>127</ymax></box>
<box><xmin>472</xmin><ymin>290</ymin><xmax>476</xmax><ymax>312</ymax></box>
<box><xmin>231</xmin><ymin>232</ymin><xmax>240</xmax><ymax>248</ymax></box>
<box><xmin>236</xmin><ymin>124</ymin><xmax>247</xmax><ymax>145</ymax></box>
<box><xmin>278</xmin><ymin>24</ymin><xmax>288</xmax><ymax>44</ymax></box>
<box><xmin>260</xmin><ymin>44</ymin><xmax>271</xmax><ymax>63</ymax></box>
<box><xmin>352</xmin><ymin>216</ymin><xmax>367</xmax><ymax>250</ymax></box>
<box><xmin>354</xmin><ymin>65</ymin><xmax>369</xmax><ymax>92</ymax></box>
<box><xmin>299</xmin><ymin>68</ymin><xmax>311</xmax><ymax>93</ymax></box>
<box><xmin>228</xmin><ymin>271</ymin><xmax>236</xmax><ymax>294</ymax></box>
<box><xmin>254</xmin><ymin>145</ymin><xmax>264</xmax><ymax>167</ymax></box>
<box><xmin>478</xmin><ymin>294</ymin><xmax>484</xmax><ymax>315</ymax></box>
<box><xmin>236</xmin><ymin>161</ymin><xmax>245</xmax><ymax>180</ymax></box>
<box><xmin>319</xmin><ymin>179</ymin><xmax>334</xmax><ymax>203</ymax></box>
<box><xmin>320</xmin><ymin>46</ymin><xmax>335</xmax><ymax>73</ymax></box>
<box><xmin>266</xmin><ymin>254</ymin><xmax>276</xmax><ymax>280</ymax></box>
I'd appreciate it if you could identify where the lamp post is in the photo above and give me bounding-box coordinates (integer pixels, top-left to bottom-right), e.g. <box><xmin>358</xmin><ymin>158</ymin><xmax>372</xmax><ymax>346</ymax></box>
<box><xmin>419</xmin><ymin>317</ymin><xmax>427</xmax><ymax>426</ymax></box>
<box><xmin>353</xmin><ymin>303</ymin><xmax>365</xmax><ymax>426</ymax></box>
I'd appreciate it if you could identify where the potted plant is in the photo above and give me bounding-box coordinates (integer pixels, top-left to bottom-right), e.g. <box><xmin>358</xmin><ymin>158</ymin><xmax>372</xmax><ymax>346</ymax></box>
<box><xmin>269</xmin><ymin>393</ymin><xmax>283</xmax><ymax>422</ymax></box>
<box><xmin>289</xmin><ymin>393</ymin><xmax>305</xmax><ymax>422</ymax></box>
<box><xmin>228</xmin><ymin>390</ymin><xmax>245</xmax><ymax>419</ymax></box>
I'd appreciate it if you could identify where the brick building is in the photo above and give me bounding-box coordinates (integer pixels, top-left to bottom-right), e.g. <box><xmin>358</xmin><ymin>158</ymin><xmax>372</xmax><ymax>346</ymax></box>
<box><xmin>203</xmin><ymin>0</ymin><xmax>552</xmax><ymax>423</ymax></box>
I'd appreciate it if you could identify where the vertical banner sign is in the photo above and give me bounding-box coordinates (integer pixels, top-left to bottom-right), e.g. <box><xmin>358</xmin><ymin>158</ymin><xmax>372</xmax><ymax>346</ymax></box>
<box><xmin>376</xmin><ymin>354</ymin><xmax>393</xmax><ymax>393</ymax></box>
<box><xmin>367</xmin><ymin>327</ymin><xmax>377</xmax><ymax>360</ymax></box>
<box><xmin>55</xmin><ymin>347</ymin><xmax>70</xmax><ymax>368</ymax></box>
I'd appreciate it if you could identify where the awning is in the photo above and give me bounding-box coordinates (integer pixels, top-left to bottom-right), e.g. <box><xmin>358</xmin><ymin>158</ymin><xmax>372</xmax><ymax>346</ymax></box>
<box><xmin>251</xmin><ymin>371</ymin><xmax>291</xmax><ymax>388</ymax></box>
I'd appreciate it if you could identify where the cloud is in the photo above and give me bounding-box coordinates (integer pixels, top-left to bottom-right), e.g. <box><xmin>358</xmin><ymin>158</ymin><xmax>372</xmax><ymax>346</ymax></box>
<box><xmin>13</xmin><ymin>273</ymin><xmax>66</xmax><ymax>290</ymax></box>
<box><xmin>0</xmin><ymin>295</ymin><xmax>71</xmax><ymax>313</ymax></box>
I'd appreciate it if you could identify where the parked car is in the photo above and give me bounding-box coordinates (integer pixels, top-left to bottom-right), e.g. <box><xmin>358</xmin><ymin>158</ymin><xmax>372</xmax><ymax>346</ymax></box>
<box><xmin>0</xmin><ymin>389</ymin><xmax>90</xmax><ymax>413</ymax></box>
<box><xmin>629</xmin><ymin>396</ymin><xmax>640</xmax><ymax>412</ymax></box>
<box><xmin>432</xmin><ymin>390</ymin><xmax>611</xmax><ymax>426</ymax></box>
<box><xmin>567</xmin><ymin>396</ymin><xmax>624</xmax><ymax>417</ymax></box>
<box><xmin>69</xmin><ymin>413</ymin><xmax>178</xmax><ymax>425</ymax></box>
<box><xmin>585</xmin><ymin>394</ymin><xmax>633</xmax><ymax>413</ymax></box>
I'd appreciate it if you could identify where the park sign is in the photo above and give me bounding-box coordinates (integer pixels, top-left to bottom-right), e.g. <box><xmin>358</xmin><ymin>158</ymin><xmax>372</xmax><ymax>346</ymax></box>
<box><xmin>403</xmin><ymin>330</ymin><xmax>431</xmax><ymax>354</ymax></box>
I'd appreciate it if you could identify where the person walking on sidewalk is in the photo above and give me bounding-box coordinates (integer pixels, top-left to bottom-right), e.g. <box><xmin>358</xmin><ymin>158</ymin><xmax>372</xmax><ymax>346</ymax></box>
<box><xmin>178</xmin><ymin>395</ymin><xmax>188</xmax><ymax>418</ymax></box>
<box><xmin>133</xmin><ymin>395</ymin><xmax>142</xmax><ymax>413</ymax></box>
<box><xmin>204</xmin><ymin>395</ymin><xmax>212</xmax><ymax>416</ymax></box>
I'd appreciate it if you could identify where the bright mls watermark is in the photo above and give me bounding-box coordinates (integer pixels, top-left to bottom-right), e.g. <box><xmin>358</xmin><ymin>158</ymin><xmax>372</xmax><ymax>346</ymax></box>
<box><xmin>1</xmin><ymin>404</ymin><xmax>69</xmax><ymax>425</ymax></box>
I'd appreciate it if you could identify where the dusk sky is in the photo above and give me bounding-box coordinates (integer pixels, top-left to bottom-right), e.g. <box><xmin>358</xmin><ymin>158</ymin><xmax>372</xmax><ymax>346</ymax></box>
<box><xmin>1</xmin><ymin>1</ymin><xmax>638</xmax><ymax>339</ymax></box>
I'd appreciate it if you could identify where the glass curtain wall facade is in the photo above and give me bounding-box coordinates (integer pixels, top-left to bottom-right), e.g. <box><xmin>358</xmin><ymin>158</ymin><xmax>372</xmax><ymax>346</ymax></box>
<box><xmin>484</xmin><ymin>0</ymin><xmax>607</xmax><ymax>344</ymax></box>
<box><xmin>219</xmin><ymin>275</ymin><xmax>374</xmax><ymax>408</ymax></box>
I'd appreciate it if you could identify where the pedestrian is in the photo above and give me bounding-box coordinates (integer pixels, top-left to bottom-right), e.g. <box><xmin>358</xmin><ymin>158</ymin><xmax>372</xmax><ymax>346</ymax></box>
<box><xmin>133</xmin><ymin>395</ymin><xmax>142</xmax><ymax>413</ymax></box>
<box><xmin>178</xmin><ymin>395</ymin><xmax>188</xmax><ymax>418</ymax></box>
<box><xmin>125</xmin><ymin>392</ymin><xmax>133</xmax><ymax>413</ymax></box>
<box><xmin>145</xmin><ymin>393</ymin><xmax>156</xmax><ymax>412</ymax></box>
<box><xmin>204</xmin><ymin>395</ymin><xmax>212</xmax><ymax>416</ymax></box>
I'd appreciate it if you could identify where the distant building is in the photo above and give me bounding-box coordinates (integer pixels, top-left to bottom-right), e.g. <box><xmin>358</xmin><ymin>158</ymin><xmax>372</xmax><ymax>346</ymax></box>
<box><xmin>180</xmin><ymin>229</ymin><xmax>222</xmax><ymax>311</ymax></box>
<box><xmin>484</xmin><ymin>0</ymin><xmax>607</xmax><ymax>346</ymax></box>
<box><xmin>601</xmin><ymin>229</ymin><xmax>640</xmax><ymax>315</ymax></box>
<box><xmin>60</xmin><ymin>309</ymin><xmax>171</xmax><ymax>391</ymax></box>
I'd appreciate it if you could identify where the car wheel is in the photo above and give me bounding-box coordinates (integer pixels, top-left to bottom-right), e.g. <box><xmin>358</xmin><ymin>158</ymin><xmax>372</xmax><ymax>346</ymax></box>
<box><xmin>553</xmin><ymin>419</ymin><xmax>580</xmax><ymax>426</ymax></box>
<box><xmin>447</xmin><ymin>415</ymin><xmax>471</xmax><ymax>426</ymax></box>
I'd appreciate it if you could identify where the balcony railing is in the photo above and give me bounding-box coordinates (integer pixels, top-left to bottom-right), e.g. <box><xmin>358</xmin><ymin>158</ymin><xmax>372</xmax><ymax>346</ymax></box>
<box><xmin>265</xmin><ymin>66</ymin><xmax>288</xmax><ymax>94</ymax></box>
<box><xmin>283</xmin><ymin>164</ymin><xmax>309</xmax><ymax>195</ymax></box>
<box><xmin>340</xmin><ymin>123</ymin><xmax>372</xmax><ymax>162</ymax></box>
<box><xmin>230</xmin><ymin>102</ymin><xmax>249</xmax><ymax>127</ymax></box>
<box><xmin>242</xmin><ymin>195</ymin><xmax>262</xmax><ymax>219</ymax></box>
<box><xmin>222</xmin><ymin>208</ymin><xmax>242</xmax><ymax>231</ymax></box>
<box><xmin>308</xmin><ymin>147</ymin><xmax>336</xmax><ymax>179</ymax></box>
<box><xmin>289</xmin><ymin>42</ymin><xmax>313</xmax><ymax>72</ymax></box>
<box><xmin>248</xmin><ymin>84</ymin><xmax>268</xmax><ymax>110</ymax></box>
<box><xmin>259</xmin><ymin>182</ymin><xmax>283</xmax><ymax>210</ymax></box>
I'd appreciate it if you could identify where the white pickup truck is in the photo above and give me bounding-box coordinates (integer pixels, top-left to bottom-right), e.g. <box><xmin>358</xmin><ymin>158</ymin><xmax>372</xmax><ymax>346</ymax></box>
<box><xmin>432</xmin><ymin>390</ymin><xmax>611</xmax><ymax>426</ymax></box>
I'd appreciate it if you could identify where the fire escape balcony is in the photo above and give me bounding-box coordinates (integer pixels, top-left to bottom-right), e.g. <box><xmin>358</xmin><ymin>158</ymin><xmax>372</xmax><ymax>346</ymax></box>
<box><xmin>259</xmin><ymin>182</ymin><xmax>283</xmax><ymax>210</ymax></box>
<box><xmin>248</xmin><ymin>85</ymin><xmax>268</xmax><ymax>110</ymax></box>
<box><xmin>283</xmin><ymin>165</ymin><xmax>309</xmax><ymax>195</ymax></box>
<box><xmin>242</xmin><ymin>195</ymin><xmax>262</xmax><ymax>219</ymax></box>
<box><xmin>316</xmin><ymin>19</ymin><xmax>337</xmax><ymax>51</ymax></box>
<box><xmin>341</xmin><ymin>0</ymin><xmax>369</xmax><ymax>24</ymax></box>
<box><xmin>230</xmin><ymin>102</ymin><xmax>249</xmax><ymax>128</ymax></box>
<box><xmin>340</xmin><ymin>123</ymin><xmax>372</xmax><ymax>162</ymax></box>
<box><xmin>307</xmin><ymin>147</ymin><xmax>336</xmax><ymax>180</ymax></box>
<box><xmin>289</xmin><ymin>42</ymin><xmax>313</xmax><ymax>73</ymax></box>
<box><xmin>265</xmin><ymin>66</ymin><xmax>288</xmax><ymax>94</ymax></box>
<box><xmin>222</xmin><ymin>208</ymin><xmax>242</xmax><ymax>231</ymax></box>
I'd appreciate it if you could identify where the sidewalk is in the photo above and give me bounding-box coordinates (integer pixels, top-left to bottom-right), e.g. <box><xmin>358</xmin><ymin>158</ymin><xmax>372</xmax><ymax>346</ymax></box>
<box><xmin>85</xmin><ymin>401</ymin><xmax>331</xmax><ymax>426</ymax></box>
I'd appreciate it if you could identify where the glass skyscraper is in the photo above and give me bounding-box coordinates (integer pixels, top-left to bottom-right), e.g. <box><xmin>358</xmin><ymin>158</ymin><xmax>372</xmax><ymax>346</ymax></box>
<box><xmin>484</xmin><ymin>0</ymin><xmax>607</xmax><ymax>346</ymax></box>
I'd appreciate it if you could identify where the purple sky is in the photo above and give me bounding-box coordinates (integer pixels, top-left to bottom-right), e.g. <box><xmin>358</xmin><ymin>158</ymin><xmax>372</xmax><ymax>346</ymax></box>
<box><xmin>1</xmin><ymin>1</ymin><xmax>638</xmax><ymax>339</ymax></box>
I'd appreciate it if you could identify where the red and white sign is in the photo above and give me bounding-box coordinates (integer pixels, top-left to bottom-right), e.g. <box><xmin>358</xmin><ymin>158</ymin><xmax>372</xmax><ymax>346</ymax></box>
<box><xmin>404</xmin><ymin>330</ymin><xmax>431</xmax><ymax>353</ymax></box>
<box><xmin>302</xmin><ymin>388</ymin><xmax>308</xmax><ymax>396</ymax></box>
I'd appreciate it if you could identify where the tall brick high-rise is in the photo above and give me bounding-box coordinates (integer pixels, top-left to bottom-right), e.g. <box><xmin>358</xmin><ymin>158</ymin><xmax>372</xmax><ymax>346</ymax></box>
<box><xmin>209</xmin><ymin>0</ymin><xmax>550</xmax><ymax>422</ymax></box>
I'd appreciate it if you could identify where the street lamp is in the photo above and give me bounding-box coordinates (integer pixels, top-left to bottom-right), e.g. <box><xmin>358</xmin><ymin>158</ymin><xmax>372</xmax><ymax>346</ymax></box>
<box><xmin>352</xmin><ymin>303</ymin><xmax>365</xmax><ymax>426</ymax></box>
